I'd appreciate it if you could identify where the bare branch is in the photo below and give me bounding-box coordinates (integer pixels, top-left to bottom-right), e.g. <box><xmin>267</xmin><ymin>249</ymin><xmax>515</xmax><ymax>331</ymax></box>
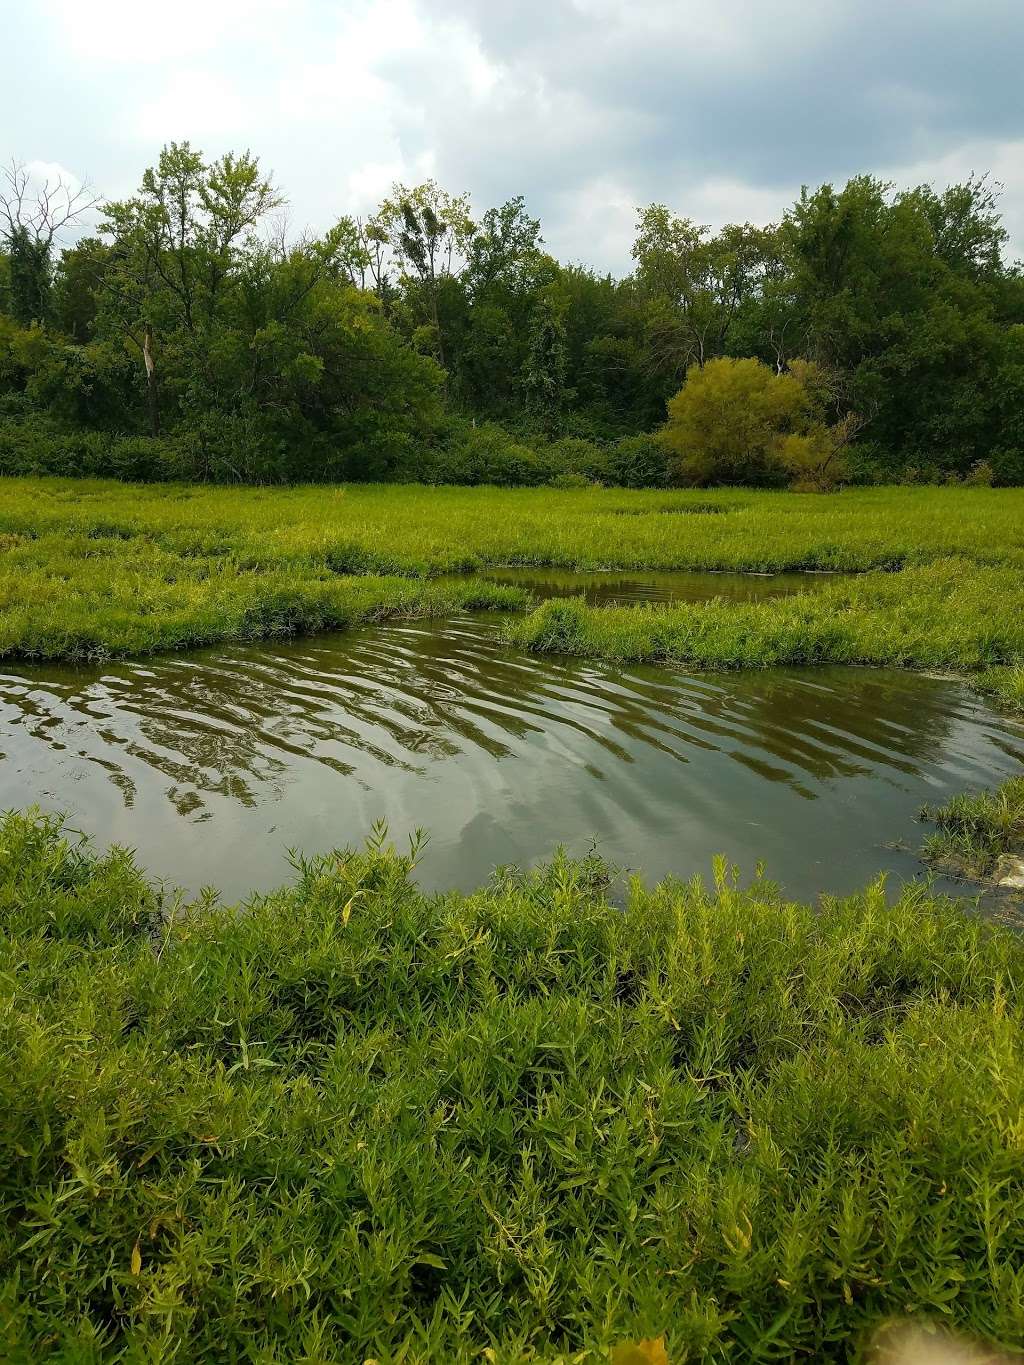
<box><xmin>0</xmin><ymin>158</ymin><xmax>100</xmax><ymax>248</ymax></box>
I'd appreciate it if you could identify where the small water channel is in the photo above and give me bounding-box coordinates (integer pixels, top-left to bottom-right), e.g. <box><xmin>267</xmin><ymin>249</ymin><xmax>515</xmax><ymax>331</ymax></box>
<box><xmin>477</xmin><ymin>565</ymin><xmax>849</xmax><ymax>606</ymax></box>
<box><xmin>1</xmin><ymin>609</ymin><xmax>1021</xmax><ymax>905</ymax></box>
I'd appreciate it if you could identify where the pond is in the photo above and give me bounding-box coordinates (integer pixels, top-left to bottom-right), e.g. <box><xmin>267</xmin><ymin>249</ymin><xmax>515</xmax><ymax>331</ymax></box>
<box><xmin>2</xmin><ymin>614</ymin><xmax>1022</xmax><ymax>905</ymax></box>
<box><xmin>475</xmin><ymin>565</ymin><xmax>849</xmax><ymax>606</ymax></box>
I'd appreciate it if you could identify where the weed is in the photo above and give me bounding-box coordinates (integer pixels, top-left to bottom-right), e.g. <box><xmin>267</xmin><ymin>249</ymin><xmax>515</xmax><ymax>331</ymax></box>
<box><xmin>3</xmin><ymin>811</ymin><xmax>1024</xmax><ymax>1360</ymax></box>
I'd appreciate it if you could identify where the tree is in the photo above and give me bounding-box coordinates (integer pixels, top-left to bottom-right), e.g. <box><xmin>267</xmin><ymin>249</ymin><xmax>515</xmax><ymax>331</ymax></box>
<box><xmin>782</xmin><ymin>174</ymin><xmax>1021</xmax><ymax>475</ymax></box>
<box><xmin>100</xmin><ymin>142</ymin><xmax>282</xmax><ymax>433</ymax></box>
<box><xmin>632</xmin><ymin>208</ymin><xmax>779</xmax><ymax>379</ymax></box>
<box><xmin>520</xmin><ymin>294</ymin><xmax>569</xmax><ymax>432</ymax></box>
<box><xmin>456</xmin><ymin>198</ymin><xmax>550</xmax><ymax>413</ymax></box>
<box><xmin>658</xmin><ymin>355</ymin><xmax>853</xmax><ymax>487</ymax></box>
<box><xmin>375</xmin><ymin>181</ymin><xmax>474</xmax><ymax>370</ymax></box>
<box><xmin>0</xmin><ymin>159</ymin><xmax>99</xmax><ymax>325</ymax></box>
<box><xmin>53</xmin><ymin>237</ymin><xmax>112</xmax><ymax>341</ymax></box>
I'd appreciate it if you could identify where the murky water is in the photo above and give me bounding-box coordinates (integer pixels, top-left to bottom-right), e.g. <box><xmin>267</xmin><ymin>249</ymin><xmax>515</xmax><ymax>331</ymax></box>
<box><xmin>2</xmin><ymin>615</ymin><xmax>1022</xmax><ymax>905</ymax></box>
<box><xmin>478</xmin><ymin>566</ymin><xmax>847</xmax><ymax>606</ymax></box>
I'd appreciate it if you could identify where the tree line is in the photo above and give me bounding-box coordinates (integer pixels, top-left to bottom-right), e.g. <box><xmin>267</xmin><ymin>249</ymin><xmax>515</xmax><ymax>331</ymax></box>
<box><xmin>1</xmin><ymin>143</ymin><xmax>1023</xmax><ymax>486</ymax></box>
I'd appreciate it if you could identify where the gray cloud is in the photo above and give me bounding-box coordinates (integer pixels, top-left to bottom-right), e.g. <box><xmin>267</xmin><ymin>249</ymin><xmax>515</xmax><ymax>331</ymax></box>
<box><xmin>3</xmin><ymin>0</ymin><xmax>1023</xmax><ymax>271</ymax></box>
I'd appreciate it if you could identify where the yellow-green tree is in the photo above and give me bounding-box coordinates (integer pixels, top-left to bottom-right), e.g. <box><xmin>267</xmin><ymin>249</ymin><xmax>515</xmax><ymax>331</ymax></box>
<box><xmin>658</xmin><ymin>355</ymin><xmax>852</xmax><ymax>488</ymax></box>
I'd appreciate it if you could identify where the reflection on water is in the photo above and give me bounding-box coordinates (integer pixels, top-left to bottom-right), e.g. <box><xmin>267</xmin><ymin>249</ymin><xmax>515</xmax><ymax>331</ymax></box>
<box><xmin>1</xmin><ymin>615</ymin><xmax>1022</xmax><ymax>903</ymax></box>
<box><xmin>478</xmin><ymin>565</ymin><xmax>849</xmax><ymax>606</ymax></box>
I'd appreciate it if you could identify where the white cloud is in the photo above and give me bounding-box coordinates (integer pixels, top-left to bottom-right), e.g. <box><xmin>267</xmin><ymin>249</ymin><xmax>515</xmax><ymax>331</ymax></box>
<box><xmin>41</xmin><ymin>0</ymin><xmax>293</xmax><ymax>65</ymax></box>
<box><xmin>5</xmin><ymin>0</ymin><xmax>1024</xmax><ymax>268</ymax></box>
<box><xmin>136</xmin><ymin>72</ymin><xmax>251</xmax><ymax>144</ymax></box>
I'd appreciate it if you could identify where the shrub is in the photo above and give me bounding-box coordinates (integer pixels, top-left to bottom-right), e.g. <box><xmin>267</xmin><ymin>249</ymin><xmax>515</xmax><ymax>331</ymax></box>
<box><xmin>608</xmin><ymin>433</ymin><xmax>670</xmax><ymax>488</ymax></box>
<box><xmin>0</xmin><ymin>415</ymin><xmax>185</xmax><ymax>481</ymax></box>
<box><xmin>548</xmin><ymin>470</ymin><xmax>596</xmax><ymax>489</ymax></box>
<box><xmin>987</xmin><ymin>448</ymin><xmax>1024</xmax><ymax>486</ymax></box>
<box><xmin>658</xmin><ymin>357</ymin><xmax>858</xmax><ymax>489</ymax></box>
<box><xmin>962</xmin><ymin>459</ymin><xmax>995</xmax><ymax>487</ymax></box>
<box><xmin>658</xmin><ymin>357</ymin><xmax>805</xmax><ymax>485</ymax></box>
<box><xmin>418</xmin><ymin>421</ymin><xmax>548</xmax><ymax>486</ymax></box>
<box><xmin>541</xmin><ymin>435</ymin><xmax>610</xmax><ymax>483</ymax></box>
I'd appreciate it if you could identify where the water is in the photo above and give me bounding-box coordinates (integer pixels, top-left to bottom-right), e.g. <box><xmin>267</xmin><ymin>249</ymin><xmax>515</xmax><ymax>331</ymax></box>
<box><xmin>477</xmin><ymin>566</ymin><xmax>848</xmax><ymax>607</ymax></box>
<box><xmin>2</xmin><ymin>615</ymin><xmax>1022</xmax><ymax>905</ymax></box>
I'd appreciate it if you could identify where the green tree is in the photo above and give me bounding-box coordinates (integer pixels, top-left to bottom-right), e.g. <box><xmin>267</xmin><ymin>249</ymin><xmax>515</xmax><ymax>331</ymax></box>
<box><xmin>100</xmin><ymin>142</ymin><xmax>282</xmax><ymax>433</ymax></box>
<box><xmin>53</xmin><ymin>237</ymin><xmax>112</xmax><ymax>341</ymax></box>
<box><xmin>782</xmin><ymin>174</ymin><xmax>1021</xmax><ymax>475</ymax></box>
<box><xmin>632</xmin><ymin>208</ymin><xmax>780</xmax><ymax>379</ymax></box>
<box><xmin>376</xmin><ymin>180</ymin><xmax>474</xmax><ymax>371</ymax></box>
<box><xmin>520</xmin><ymin>294</ymin><xmax>569</xmax><ymax>432</ymax></box>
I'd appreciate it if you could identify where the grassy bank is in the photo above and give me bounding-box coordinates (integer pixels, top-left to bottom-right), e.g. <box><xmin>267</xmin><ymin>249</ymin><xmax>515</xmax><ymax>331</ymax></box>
<box><xmin>505</xmin><ymin>560</ymin><xmax>1024</xmax><ymax>705</ymax></box>
<box><xmin>0</xmin><ymin>566</ymin><xmax>527</xmax><ymax>662</ymax></box>
<box><xmin>2</xmin><ymin>811</ymin><xmax>1024</xmax><ymax>1361</ymax></box>
<box><xmin>2</xmin><ymin>479</ymin><xmax>1023</xmax><ymax>701</ymax></box>
<box><xmin>920</xmin><ymin>776</ymin><xmax>1024</xmax><ymax>881</ymax></box>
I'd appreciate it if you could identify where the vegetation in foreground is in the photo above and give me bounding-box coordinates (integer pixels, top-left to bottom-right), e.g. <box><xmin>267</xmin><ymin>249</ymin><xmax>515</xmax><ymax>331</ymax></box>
<box><xmin>3</xmin><ymin>810</ymin><xmax>1024</xmax><ymax>1362</ymax></box>
<box><xmin>1</xmin><ymin>479</ymin><xmax>1024</xmax><ymax>670</ymax></box>
<box><xmin>920</xmin><ymin>776</ymin><xmax>1024</xmax><ymax>882</ymax></box>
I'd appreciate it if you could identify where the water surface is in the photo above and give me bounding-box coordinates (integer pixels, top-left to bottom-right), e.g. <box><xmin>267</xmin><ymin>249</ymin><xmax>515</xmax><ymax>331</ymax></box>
<box><xmin>479</xmin><ymin>565</ymin><xmax>848</xmax><ymax>606</ymax></box>
<box><xmin>1</xmin><ymin>615</ymin><xmax>1021</xmax><ymax>903</ymax></box>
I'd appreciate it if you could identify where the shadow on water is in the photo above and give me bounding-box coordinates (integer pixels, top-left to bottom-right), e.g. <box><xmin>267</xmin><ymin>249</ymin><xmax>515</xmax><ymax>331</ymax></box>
<box><xmin>1</xmin><ymin>614</ymin><xmax>1022</xmax><ymax>904</ymax></box>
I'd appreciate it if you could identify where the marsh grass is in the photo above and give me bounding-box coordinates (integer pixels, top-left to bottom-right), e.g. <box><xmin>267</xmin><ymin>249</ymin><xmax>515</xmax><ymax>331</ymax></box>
<box><xmin>1</xmin><ymin>479</ymin><xmax>1024</xmax><ymax>682</ymax></box>
<box><xmin>504</xmin><ymin>559</ymin><xmax>1024</xmax><ymax>676</ymax></box>
<box><xmin>3</xmin><ymin>811</ymin><xmax>1024</xmax><ymax>1361</ymax></box>
<box><xmin>0</xmin><ymin>563</ymin><xmax>528</xmax><ymax>661</ymax></box>
<box><xmin>920</xmin><ymin>777</ymin><xmax>1024</xmax><ymax>880</ymax></box>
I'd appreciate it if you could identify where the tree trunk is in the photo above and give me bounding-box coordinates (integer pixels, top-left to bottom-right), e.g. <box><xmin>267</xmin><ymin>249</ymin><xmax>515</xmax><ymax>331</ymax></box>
<box><xmin>142</xmin><ymin>324</ymin><xmax>159</xmax><ymax>437</ymax></box>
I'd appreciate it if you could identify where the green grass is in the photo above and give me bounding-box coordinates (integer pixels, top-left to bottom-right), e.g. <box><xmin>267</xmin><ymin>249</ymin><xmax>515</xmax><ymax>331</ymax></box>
<box><xmin>0</xmin><ymin>564</ymin><xmax>528</xmax><ymax>662</ymax></box>
<box><xmin>3</xmin><ymin>811</ymin><xmax>1024</xmax><ymax>1362</ymax></box>
<box><xmin>504</xmin><ymin>559</ymin><xmax>1024</xmax><ymax>674</ymax></box>
<box><xmin>920</xmin><ymin>776</ymin><xmax>1024</xmax><ymax>881</ymax></box>
<box><xmin>1</xmin><ymin>478</ymin><xmax>1024</xmax><ymax>666</ymax></box>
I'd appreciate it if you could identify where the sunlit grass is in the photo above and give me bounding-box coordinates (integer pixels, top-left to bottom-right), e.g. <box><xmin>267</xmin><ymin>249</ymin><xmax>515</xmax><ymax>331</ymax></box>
<box><xmin>3</xmin><ymin>810</ymin><xmax>1024</xmax><ymax>1361</ymax></box>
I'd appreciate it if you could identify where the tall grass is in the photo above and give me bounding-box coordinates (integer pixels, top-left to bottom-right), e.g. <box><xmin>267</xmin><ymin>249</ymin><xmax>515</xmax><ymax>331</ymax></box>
<box><xmin>3</xmin><ymin>810</ymin><xmax>1024</xmax><ymax>1361</ymax></box>
<box><xmin>2</xmin><ymin>479</ymin><xmax>1023</xmax><ymax>705</ymax></box>
<box><xmin>505</xmin><ymin>559</ymin><xmax>1024</xmax><ymax>674</ymax></box>
<box><xmin>920</xmin><ymin>776</ymin><xmax>1024</xmax><ymax>879</ymax></box>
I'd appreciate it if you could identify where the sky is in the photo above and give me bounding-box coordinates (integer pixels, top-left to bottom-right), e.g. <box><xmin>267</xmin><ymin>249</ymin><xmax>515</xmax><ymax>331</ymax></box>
<box><xmin>3</xmin><ymin>0</ymin><xmax>1024</xmax><ymax>272</ymax></box>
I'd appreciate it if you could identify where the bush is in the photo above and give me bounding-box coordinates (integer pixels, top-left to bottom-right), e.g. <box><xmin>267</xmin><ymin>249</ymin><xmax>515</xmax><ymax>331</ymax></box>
<box><xmin>540</xmin><ymin>436</ymin><xmax>610</xmax><ymax>483</ymax></box>
<box><xmin>0</xmin><ymin>415</ymin><xmax>184</xmax><ymax>481</ymax></box>
<box><xmin>988</xmin><ymin>447</ymin><xmax>1024</xmax><ymax>486</ymax></box>
<box><xmin>658</xmin><ymin>357</ymin><xmax>805</xmax><ymax>485</ymax></box>
<box><xmin>962</xmin><ymin>459</ymin><xmax>996</xmax><ymax>487</ymax></box>
<box><xmin>415</xmin><ymin>421</ymin><xmax>548</xmax><ymax>486</ymax></box>
<box><xmin>658</xmin><ymin>357</ymin><xmax>856</xmax><ymax>489</ymax></box>
<box><xmin>548</xmin><ymin>470</ymin><xmax>596</xmax><ymax>489</ymax></box>
<box><xmin>608</xmin><ymin>433</ymin><xmax>670</xmax><ymax>488</ymax></box>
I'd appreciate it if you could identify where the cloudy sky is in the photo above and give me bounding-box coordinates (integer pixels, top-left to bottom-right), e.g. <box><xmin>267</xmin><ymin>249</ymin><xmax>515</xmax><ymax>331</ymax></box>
<box><xmin>4</xmin><ymin>0</ymin><xmax>1024</xmax><ymax>271</ymax></box>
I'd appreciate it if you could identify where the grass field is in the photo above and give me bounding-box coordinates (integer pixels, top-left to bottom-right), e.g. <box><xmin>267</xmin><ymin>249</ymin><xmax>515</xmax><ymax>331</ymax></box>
<box><xmin>4</xmin><ymin>810</ymin><xmax>1024</xmax><ymax>1362</ymax></box>
<box><xmin>1</xmin><ymin>480</ymin><xmax>1024</xmax><ymax>691</ymax></box>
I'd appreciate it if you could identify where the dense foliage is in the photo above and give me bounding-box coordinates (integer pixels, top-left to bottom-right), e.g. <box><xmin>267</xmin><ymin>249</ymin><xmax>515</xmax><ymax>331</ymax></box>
<box><xmin>3</xmin><ymin>809</ymin><xmax>1024</xmax><ymax>1361</ymax></box>
<box><xmin>2</xmin><ymin>149</ymin><xmax>1023</xmax><ymax>484</ymax></box>
<box><xmin>657</xmin><ymin>357</ymin><xmax>858</xmax><ymax>489</ymax></box>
